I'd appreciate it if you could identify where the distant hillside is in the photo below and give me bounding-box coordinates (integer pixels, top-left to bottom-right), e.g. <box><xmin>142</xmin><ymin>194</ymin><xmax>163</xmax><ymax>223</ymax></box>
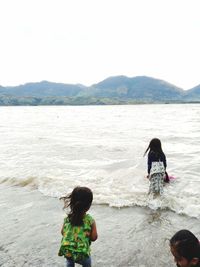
<box><xmin>86</xmin><ymin>76</ymin><xmax>184</xmax><ymax>101</ymax></box>
<box><xmin>0</xmin><ymin>81</ymin><xmax>85</xmax><ymax>97</ymax></box>
<box><xmin>183</xmin><ymin>84</ymin><xmax>200</xmax><ymax>100</ymax></box>
<box><xmin>0</xmin><ymin>76</ymin><xmax>200</xmax><ymax>105</ymax></box>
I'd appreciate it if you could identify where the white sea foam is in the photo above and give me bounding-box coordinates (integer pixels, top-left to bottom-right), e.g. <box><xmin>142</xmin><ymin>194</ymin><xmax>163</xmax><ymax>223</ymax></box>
<box><xmin>0</xmin><ymin>104</ymin><xmax>200</xmax><ymax>218</ymax></box>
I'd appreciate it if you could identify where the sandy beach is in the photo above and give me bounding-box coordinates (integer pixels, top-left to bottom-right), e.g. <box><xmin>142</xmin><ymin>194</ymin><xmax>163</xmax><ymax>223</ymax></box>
<box><xmin>1</xmin><ymin>184</ymin><xmax>199</xmax><ymax>267</ymax></box>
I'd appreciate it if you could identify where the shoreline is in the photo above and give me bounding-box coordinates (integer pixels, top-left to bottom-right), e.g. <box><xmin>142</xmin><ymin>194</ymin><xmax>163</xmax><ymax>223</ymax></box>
<box><xmin>1</xmin><ymin>185</ymin><xmax>200</xmax><ymax>267</ymax></box>
<box><xmin>0</xmin><ymin>102</ymin><xmax>200</xmax><ymax>107</ymax></box>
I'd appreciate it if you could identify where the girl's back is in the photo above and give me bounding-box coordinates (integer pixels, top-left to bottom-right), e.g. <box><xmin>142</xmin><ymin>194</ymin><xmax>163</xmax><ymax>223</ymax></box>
<box><xmin>145</xmin><ymin>138</ymin><xmax>167</xmax><ymax>195</ymax></box>
<box><xmin>58</xmin><ymin>186</ymin><xmax>97</xmax><ymax>267</ymax></box>
<box><xmin>59</xmin><ymin>213</ymin><xmax>94</xmax><ymax>261</ymax></box>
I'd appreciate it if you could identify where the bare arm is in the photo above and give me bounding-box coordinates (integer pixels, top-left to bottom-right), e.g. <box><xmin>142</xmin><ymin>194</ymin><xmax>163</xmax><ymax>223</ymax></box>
<box><xmin>90</xmin><ymin>221</ymin><xmax>98</xmax><ymax>241</ymax></box>
<box><xmin>61</xmin><ymin>223</ymin><xmax>64</xmax><ymax>235</ymax></box>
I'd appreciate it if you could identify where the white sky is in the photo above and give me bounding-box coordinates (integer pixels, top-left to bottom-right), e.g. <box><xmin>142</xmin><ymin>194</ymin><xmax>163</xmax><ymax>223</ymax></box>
<box><xmin>0</xmin><ymin>0</ymin><xmax>199</xmax><ymax>89</ymax></box>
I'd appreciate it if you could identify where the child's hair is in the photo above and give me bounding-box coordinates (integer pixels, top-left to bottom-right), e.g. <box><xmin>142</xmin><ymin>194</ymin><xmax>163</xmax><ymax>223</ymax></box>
<box><xmin>60</xmin><ymin>186</ymin><xmax>93</xmax><ymax>226</ymax></box>
<box><xmin>144</xmin><ymin>138</ymin><xmax>164</xmax><ymax>156</ymax></box>
<box><xmin>170</xmin><ymin>229</ymin><xmax>200</xmax><ymax>262</ymax></box>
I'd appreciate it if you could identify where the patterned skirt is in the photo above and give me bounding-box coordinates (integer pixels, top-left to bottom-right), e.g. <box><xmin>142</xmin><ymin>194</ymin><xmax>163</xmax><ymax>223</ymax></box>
<box><xmin>149</xmin><ymin>173</ymin><xmax>164</xmax><ymax>195</ymax></box>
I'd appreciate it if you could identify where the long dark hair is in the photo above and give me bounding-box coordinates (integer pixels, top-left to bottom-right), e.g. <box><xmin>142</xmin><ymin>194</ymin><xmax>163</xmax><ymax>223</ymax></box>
<box><xmin>144</xmin><ymin>138</ymin><xmax>164</xmax><ymax>157</ymax></box>
<box><xmin>170</xmin><ymin>229</ymin><xmax>200</xmax><ymax>262</ymax></box>
<box><xmin>60</xmin><ymin>186</ymin><xmax>93</xmax><ymax>226</ymax></box>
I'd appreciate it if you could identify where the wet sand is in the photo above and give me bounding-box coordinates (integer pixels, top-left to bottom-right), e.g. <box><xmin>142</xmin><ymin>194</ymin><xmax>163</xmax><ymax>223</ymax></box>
<box><xmin>0</xmin><ymin>185</ymin><xmax>199</xmax><ymax>267</ymax></box>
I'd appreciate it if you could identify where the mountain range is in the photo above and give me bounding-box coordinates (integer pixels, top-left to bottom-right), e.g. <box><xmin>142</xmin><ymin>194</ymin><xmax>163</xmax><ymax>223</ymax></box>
<box><xmin>0</xmin><ymin>76</ymin><xmax>200</xmax><ymax>105</ymax></box>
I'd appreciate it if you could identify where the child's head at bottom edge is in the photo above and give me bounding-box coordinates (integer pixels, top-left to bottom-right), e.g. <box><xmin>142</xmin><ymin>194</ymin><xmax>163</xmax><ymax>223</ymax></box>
<box><xmin>170</xmin><ymin>229</ymin><xmax>200</xmax><ymax>267</ymax></box>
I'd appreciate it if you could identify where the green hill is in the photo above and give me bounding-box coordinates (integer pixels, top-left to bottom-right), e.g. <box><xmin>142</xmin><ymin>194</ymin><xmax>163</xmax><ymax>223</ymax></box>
<box><xmin>86</xmin><ymin>76</ymin><xmax>184</xmax><ymax>101</ymax></box>
<box><xmin>0</xmin><ymin>76</ymin><xmax>200</xmax><ymax>105</ymax></box>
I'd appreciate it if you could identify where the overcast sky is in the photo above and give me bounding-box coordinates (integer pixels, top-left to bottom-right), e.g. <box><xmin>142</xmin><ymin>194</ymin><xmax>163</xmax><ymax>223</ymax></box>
<box><xmin>0</xmin><ymin>0</ymin><xmax>199</xmax><ymax>89</ymax></box>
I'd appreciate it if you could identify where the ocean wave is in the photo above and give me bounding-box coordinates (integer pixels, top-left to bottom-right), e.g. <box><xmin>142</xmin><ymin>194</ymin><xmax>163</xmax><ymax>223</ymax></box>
<box><xmin>0</xmin><ymin>176</ymin><xmax>38</xmax><ymax>188</ymax></box>
<box><xmin>1</xmin><ymin>174</ymin><xmax>200</xmax><ymax>220</ymax></box>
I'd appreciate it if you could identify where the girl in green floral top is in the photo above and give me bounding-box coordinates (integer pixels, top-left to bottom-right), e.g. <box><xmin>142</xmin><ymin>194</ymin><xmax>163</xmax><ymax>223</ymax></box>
<box><xmin>58</xmin><ymin>187</ymin><xmax>98</xmax><ymax>267</ymax></box>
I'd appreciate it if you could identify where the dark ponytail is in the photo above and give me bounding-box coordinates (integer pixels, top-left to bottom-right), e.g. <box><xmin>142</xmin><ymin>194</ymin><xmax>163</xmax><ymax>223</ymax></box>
<box><xmin>144</xmin><ymin>138</ymin><xmax>164</xmax><ymax>158</ymax></box>
<box><xmin>60</xmin><ymin>186</ymin><xmax>93</xmax><ymax>226</ymax></box>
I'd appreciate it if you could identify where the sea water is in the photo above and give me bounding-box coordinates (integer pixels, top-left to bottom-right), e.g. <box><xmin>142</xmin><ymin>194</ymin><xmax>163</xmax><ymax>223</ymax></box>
<box><xmin>0</xmin><ymin>104</ymin><xmax>200</xmax><ymax>218</ymax></box>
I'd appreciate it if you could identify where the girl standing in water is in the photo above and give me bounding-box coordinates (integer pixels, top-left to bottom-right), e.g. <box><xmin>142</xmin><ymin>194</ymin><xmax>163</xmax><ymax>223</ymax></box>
<box><xmin>144</xmin><ymin>138</ymin><xmax>168</xmax><ymax>195</ymax></box>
